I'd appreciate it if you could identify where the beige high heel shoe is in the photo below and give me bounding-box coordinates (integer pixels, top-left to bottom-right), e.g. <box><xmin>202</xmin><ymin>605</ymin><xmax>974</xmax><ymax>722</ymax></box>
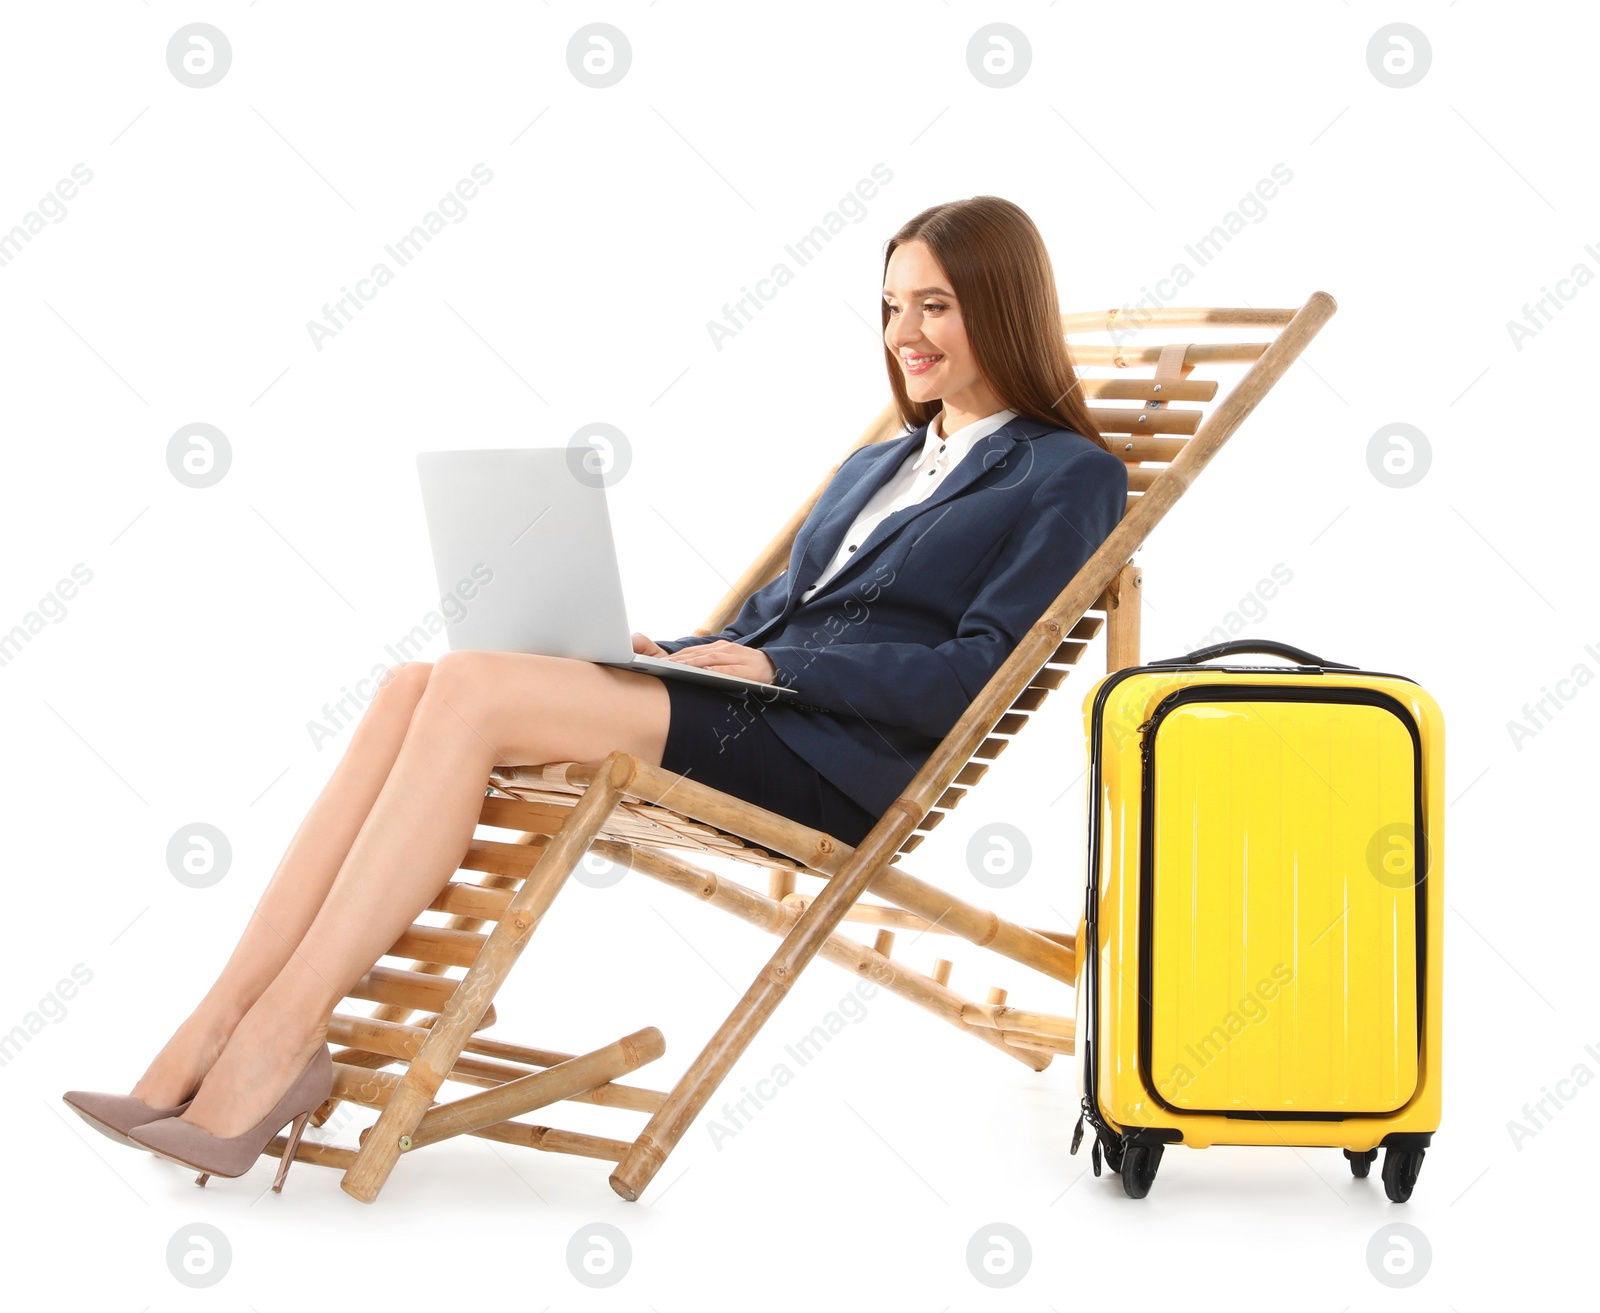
<box><xmin>61</xmin><ymin>1089</ymin><xmax>195</xmax><ymax>1148</ymax></box>
<box><xmin>129</xmin><ymin>1044</ymin><xmax>333</xmax><ymax>1192</ymax></box>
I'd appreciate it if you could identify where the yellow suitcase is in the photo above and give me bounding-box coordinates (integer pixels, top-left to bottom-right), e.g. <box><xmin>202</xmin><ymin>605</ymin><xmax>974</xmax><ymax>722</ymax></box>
<box><xmin>1072</xmin><ymin>640</ymin><xmax>1443</xmax><ymax>1200</ymax></box>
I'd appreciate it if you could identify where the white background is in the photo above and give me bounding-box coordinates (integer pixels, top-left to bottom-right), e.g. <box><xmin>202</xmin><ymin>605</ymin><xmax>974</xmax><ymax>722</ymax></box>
<box><xmin>2</xmin><ymin>2</ymin><xmax>1592</xmax><ymax>1307</ymax></box>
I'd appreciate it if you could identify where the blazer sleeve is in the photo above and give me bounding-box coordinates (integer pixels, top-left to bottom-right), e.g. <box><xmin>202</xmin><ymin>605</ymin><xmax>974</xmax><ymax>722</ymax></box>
<box><xmin>755</xmin><ymin>445</ymin><xmax>1128</xmax><ymax>739</ymax></box>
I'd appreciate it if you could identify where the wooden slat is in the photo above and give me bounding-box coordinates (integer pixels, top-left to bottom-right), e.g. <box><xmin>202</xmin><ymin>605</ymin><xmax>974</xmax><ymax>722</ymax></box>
<box><xmin>1078</xmin><ymin>377</ymin><xmax>1217</xmax><ymax>402</ymax></box>
<box><xmin>1071</xmin><ymin>341</ymin><xmax>1266</xmax><ymax>367</ymax></box>
<box><xmin>331</xmin><ymin>1060</ymin><xmax>403</xmax><ymax>1107</ymax></box>
<box><xmin>458</xmin><ymin>836</ymin><xmax>546</xmax><ymax>877</ymax></box>
<box><xmin>1087</xmin><ymin>405</ymin><xmax>1202</xmax><ymax>435</ymax></box>
<box><xmin>1104</xmin><ymin>435</ymin><xmax>1188</xmax><ymax>462</ymax></box>
<box><xmin>1061</xmin><ymin>306</ymin><xmax>1295</xmax><ymax>332</ymax></box>
<box><xmin>1127</xmin><ymin>466</ymin><xmax>1166</xmax><ymax>492</ymax></box>
<box><xmin>480</xmin><ymin>793</ymin><xmax>578</xmax><ymax>824</ymax></box>
<box><xmin>386</xmin><ymin>923</ymin><xmax>487</xmax><ymax>969</ymax></box>
<box><xmin>478</xmin><ymin>793</ymin><xmax>580</xmax><ymax>835</ymax></box>
<box><xmin>349</xmin><ymin>964</ymin><xmax>458</xmax><ymax>1012</ymax></box>
<box><xmin>472</xmin><ymin>1121</ymin><xmax>636</xmax><ymax>1162</ymax></box>
<box><xmin>428</xmin><ymin>880</ymin><xmax>516</xmax><ymax>921</ymax></box>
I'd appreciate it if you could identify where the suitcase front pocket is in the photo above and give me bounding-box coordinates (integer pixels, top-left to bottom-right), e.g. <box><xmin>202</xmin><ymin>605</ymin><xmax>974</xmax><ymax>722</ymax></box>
<box><xmin>1137</xmin><ymin>687</ymin><xmax>1426</xmax><ymax>1118</ymax></box>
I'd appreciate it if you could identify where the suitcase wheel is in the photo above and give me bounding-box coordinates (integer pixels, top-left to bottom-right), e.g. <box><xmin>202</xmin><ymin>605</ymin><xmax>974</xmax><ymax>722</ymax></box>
<box><xmin>1381</xmin><ymin>1147</ymin><xmax>1425</xmax><ymax>1202</ymax></box>
<box><xmin>1120</xmin><ymin>1143</ymin><xmax>1163</xmax><ymax>1199</ymax></box>
<box><xmin>1343</xmin><ymin>1148</ymin><xmax>1378</xmax><ymax>1179</ymax></box>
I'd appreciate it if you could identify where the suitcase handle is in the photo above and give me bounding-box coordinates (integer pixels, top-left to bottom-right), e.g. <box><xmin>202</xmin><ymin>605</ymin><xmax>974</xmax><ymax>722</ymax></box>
<box><xmin>1148</xmin><ymin>639</ymin><xmax>1358</xmax><ymax>670</ymax></box>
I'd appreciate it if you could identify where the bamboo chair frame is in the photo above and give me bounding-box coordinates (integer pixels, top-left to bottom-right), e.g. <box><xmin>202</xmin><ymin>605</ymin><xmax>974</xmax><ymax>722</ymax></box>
<box><xmin>278</xmin><ymin>293</ymin><xmax>1336</xmax><ymax>1204</ymax></box>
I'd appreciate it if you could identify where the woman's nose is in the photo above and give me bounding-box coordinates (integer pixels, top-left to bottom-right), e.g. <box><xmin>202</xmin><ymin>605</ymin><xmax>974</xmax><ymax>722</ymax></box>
<box><xmin>885</xmin><ymin>314</ymin><xmax>919</xmax><ymax>350</ymax></box>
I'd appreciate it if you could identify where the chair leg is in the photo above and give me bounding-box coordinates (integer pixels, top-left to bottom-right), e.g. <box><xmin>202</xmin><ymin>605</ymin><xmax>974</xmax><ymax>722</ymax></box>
<box><xmin>1105</xmin><ymin>559</ymin><xmax>1142</xmax><ymax>671</ymax></box>
<box><xmin>609</xmin><ymin>819</ymin><xmax>905</xmax><ymax>1201</ymax></box>
<box><xmin>339</xmin><ymin>751</ymin><xmax>633</xmax><ymax>1204</ymax></box>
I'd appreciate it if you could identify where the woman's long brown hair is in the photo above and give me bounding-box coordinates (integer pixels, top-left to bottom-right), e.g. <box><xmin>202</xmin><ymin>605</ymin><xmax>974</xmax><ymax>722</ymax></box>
<box><xmin>881</xmin><ymin>196</ymin><xmax>1107</xmax><ymax>453</ymax></box>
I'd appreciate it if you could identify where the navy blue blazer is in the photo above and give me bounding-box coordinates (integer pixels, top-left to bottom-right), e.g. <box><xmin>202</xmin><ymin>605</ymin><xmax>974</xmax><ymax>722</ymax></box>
<box><xmin>659</xmin><ymin>413</ymin><xmax>1129</xmax><ymax>820</ymax></box>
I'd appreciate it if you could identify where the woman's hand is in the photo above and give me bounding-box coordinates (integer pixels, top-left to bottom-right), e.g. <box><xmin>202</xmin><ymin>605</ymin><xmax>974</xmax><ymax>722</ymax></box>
<box><xmin>632</xmin><ymin>632</ymin><xmax>668</xmax><ymax>657</ymax></box>
<box><xmin>662</xmin><ymin>639</ymin><xmax>776</xmax><ymax>684</ymax></box>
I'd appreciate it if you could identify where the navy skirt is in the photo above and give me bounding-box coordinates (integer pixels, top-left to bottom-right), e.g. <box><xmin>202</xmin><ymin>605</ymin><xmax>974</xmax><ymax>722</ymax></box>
<box><xmin>658</xmin><ymin>680</ymin><xmax>879</xmax><ymax>846</ymax></box>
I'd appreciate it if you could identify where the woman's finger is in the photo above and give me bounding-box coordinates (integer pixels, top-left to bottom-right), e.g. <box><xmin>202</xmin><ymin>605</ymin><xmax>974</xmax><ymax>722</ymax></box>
<box><xmin>670</xmin><ymin>644</ymin><xmax>730</xmax><ymax>663</ymax></box>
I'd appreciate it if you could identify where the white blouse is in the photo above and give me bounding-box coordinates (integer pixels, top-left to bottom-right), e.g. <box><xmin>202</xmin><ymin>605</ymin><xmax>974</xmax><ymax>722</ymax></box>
<box><xmin>800</xmin><ymin>407</ymin><xmax>1019</xmax><ymax>603</ymax></box>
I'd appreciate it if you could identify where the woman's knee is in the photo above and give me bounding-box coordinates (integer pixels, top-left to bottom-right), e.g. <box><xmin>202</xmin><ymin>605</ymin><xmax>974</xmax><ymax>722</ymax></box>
<box><xmin>424</xmin><ymin>649</ymin><xmax>496</xmax><ymax>696</ymax></box>
<box><xmin>418</xmin><ymin>649</ymin><xmax>518</xmax><ymax>728</ymax></box>
<box><xmin>418</xmin><ymin>650</ymin><xmax>583</xmax><ymax>757</ymax></box>
<box><xmin>376</xmin><ymin>660</ymin><xmax>434</xmax><ymax>708</ymax></box>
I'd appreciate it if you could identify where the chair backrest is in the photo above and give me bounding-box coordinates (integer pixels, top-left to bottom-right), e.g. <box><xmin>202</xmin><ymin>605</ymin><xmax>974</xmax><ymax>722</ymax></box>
<box><xmin>693</xmin><ymin>296</ymin><xmax>1339</xmax><ymax>856</ymax></box>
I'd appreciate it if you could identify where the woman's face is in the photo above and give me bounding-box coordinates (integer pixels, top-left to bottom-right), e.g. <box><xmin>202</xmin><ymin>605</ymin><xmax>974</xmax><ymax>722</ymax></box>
<box><xmin>882</xmin><ymin>239</ymin><xmax>982</xmax><ymax>409</ymax></box>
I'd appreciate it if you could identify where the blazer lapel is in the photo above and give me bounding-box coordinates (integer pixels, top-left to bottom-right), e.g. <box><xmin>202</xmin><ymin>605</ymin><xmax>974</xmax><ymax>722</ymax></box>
<box><xmin>805</xmin><ymin>414</ymin><xmax>1041</xmax><ymax>598</ymax></box>
<box><xmin>740</xmin><ymin>414</ymin><xmax>1047</xmax><ymax>645</ymax></box>
<box><xmin>782</xmin><ymin>424</ymin><xmax>928</xmax><ymax>610</ymax></box>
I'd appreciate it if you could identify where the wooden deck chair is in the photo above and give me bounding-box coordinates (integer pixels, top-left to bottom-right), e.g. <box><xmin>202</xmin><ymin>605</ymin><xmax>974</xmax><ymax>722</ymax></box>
<box><xmin>281</xmin><ymin>293</ymin><xmax>1336</xmax><ymax>1204</ymax></box>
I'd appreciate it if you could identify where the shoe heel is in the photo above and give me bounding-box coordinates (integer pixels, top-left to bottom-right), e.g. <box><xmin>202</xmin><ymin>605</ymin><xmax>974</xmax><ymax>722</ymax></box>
<box><xmin>129</xmin><ymin>1044</ymin><xmax>333</xmax><ymax>1188</ymax></box>
<box><xmin>272</xmin><ymin>1110</ymin><xmax>312</xmax><ymax>1193</ymax></box>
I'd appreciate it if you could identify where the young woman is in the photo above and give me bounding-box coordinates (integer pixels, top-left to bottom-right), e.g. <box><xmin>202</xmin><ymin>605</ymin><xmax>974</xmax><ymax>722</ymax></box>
<box><xmin>63</xmin><ymin>195</ymin><xmax>1128</xmax><ymax>1186</ymax></box>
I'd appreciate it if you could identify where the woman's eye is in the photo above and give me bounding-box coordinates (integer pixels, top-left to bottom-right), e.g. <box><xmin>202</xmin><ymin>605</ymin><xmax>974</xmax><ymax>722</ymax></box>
<box><xmin>922</xmin><ymin>302</ymin><xmax>946</xmax><ymax>313</ymax></box>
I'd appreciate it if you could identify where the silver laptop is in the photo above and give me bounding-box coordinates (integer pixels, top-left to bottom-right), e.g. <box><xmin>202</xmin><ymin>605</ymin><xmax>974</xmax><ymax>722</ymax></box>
<box><xmin>416</xmin><ymin>448</ymin><xmax>796</xmax><ymax>700</ymax></box>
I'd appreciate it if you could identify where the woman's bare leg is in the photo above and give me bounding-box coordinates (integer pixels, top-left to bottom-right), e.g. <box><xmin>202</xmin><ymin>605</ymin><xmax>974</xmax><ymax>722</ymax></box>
<box><xmin>173</xmin><ymin>650</ymin><xmax>670</xmax><ymax>1139</ymax></box>
<box><xmin>129</xmin><ymin>663</ymin><xmax>434</xmax><ymax>1107</ymax></box>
